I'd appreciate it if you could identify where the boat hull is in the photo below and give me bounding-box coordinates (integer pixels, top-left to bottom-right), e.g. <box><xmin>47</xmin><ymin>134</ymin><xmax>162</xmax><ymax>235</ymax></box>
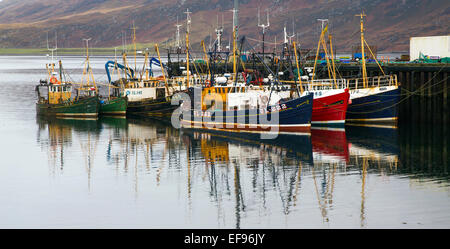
<box><xmin>311</xmin><ymin>89</ymin><xmax>350</xmax><ymax>126</ymax></box>
<box><xmin>36</xmin><ymin>96</ymin><xmax>99</xmax><ymax>118</ymax></box>
<box><xmin>181</xmin><ymin>94</ymin><xmax>314</xmax><ymax>136</ymax></box>
<box><xmin>100</xmin><ymin>97</ymin><xmax>128</xmax><ymax>116</ymax></box>
<box><xmin>127</xmin><ymin>97</ymin><xmax>177</xmax><ymax>117</ymax></box>
<box><xmin>346</xmin><ymin>87</ymin><xmax>400</xmax><ymax>123</ymax></box>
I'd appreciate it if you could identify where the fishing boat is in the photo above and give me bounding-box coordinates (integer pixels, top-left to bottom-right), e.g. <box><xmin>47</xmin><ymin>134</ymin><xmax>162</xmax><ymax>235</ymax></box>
<box><xmin>101</xmin><ymin>60</ymin><xmax>128</xmax><ymax>116</ymax></box>
<box><xmin>180</xmin><ymin>15</ymin><xmax>313</xmax><ymax>136</ymax></box>
<box><xmin>105</xmin><ymin>31</ymin><xmax>178</xmax><ymax>117</ymax></box>
<box><xmin>99</xmin><ymin>96</ymin><xmax>128</xmax><ymax>116</ymax></box>
<box><xmin>346</xmin><ymin>76</ymin><xmax>400</xmax><ymax>123</ymax></box>
<box><xmin>296</xmin><ymin>22</ymin><xmax>350</xmax><ymax>126</ymax></box>
<box><xmin>345</xmin><ymin>13</ymin><xmax>401</xmax><ymax>124</ymax></box>
<box><xmin>180</xmin><ymin>86</ymin><xmax>313</xmax><ymax>135</ymax></box>
<box><xmin>235</xmin><ymin>26</ymin><xmax>350</xmax><ymax>127</ymax></box>
<box><xmin>299</xmin><ymin>76</ymin><xmax>350</xmax><ymax>126</ymax></box>
<box><xmin>36</xmin><ymin>58</ymin><xmax>99</xmax><ymax>118</ymax></box>
<box><xmin>106</xmin><ymin>59</ymin><xmax>176</xmax><ymax>117</ymax></box>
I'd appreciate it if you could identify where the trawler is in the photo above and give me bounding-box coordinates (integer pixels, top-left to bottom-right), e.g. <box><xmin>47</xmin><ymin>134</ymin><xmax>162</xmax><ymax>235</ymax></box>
<box><xmin>106</xmin><ymin>51</ymin><xmax>177</xmax><ymax>117</ymax></box>
<box><xmin>105</xmin><ymin>24</ymin><xmax>178</xmax><ymax>117</ymax></box>
<box><xmin>292</xmin><ymin>14</ymin><xmax>399</xmax><ymax>124</ymax></box>
<box><xmin>75</xmin><ymin>39</ymin><xmax>128</xmax><ymax>117</ymax></box>
<box><xmin>36</xmin><ymin>55</ymin><xmax>99</xmax><ymax>118</ymax></box>
<box><xmin>298</xmin><ymin>22</ymin><xmax>350</xmax><ymax>126</ymax></box>
<box><xmin>179</xmin><ymin>16</ymin><xmax>313</xmax><ymax>136</ymax></box>
<box><xmin>101</xmin><ymin>58</ymin><xmax>128</xmax><ymax>116</ymax></box>
<box><xmin>345</xmin><ymin>13</ymin><xmax>400</xmax><ymax>123</ymax></box>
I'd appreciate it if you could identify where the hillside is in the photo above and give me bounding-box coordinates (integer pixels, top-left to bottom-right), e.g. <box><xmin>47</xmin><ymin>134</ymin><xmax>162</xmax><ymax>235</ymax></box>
<box><xmin>0</xmin><ymin>0</ymin><xmax>448</xmax><ymax>52</ymax></box>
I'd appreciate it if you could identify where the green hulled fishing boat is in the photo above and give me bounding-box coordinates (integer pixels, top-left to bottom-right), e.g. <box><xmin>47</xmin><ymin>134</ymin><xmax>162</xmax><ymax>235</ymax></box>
<box><xmin>99</xmin><ymin>96</ymin><xmax>128</xmax><ymax>116</ymax></box>
<box><xmin>36</xmin><ymin>89</ymin><xmax>99</xmax><ymax>118</ymax></box>
<box><xmin>36</xmin><ymin>60</ymin><xmax>99</xmax><ymax>118</ymax></box>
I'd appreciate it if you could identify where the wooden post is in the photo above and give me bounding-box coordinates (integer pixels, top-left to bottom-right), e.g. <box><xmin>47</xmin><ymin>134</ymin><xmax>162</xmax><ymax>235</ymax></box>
<box><xmin>428</xmin><ymin>72</ymin><xmax>432</xmax><ymax>125</ymax></box>
<box><xmin>420</xmin><ymin>72</ymin><xmax>425</xmax><ymax>124</ymax></box>
<box><xmin>444</xmin><ymin>72</ymin><xmax>448</xmax><ymax>126</ymax></box>
<box><xmin>435</xmin><ymin>72</ymin><xmax>440</xmax><ymax>125</ymax></box>
<box><xmin>406</xmin><ymin>72</ymin><xmax>411</xmax><ymax>123</ymax></box>
<box><xmin>398</xmin><ymin>71</ymin><xmax>404</xmax><ymax>124</ymax></box>
<box><xmin>411</xmin><ymin>71</ymin><xmax>416</xmax><ymax>123</ymax></box>
<box><xmin>443</xmin><ymin>73</ymin><xmax>448</xmax><ymax>173</ymax></box>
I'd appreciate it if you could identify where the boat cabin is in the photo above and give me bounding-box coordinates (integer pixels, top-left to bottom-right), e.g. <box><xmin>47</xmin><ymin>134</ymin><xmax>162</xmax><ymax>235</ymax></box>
<box><xmin>201</xmin><ymin>85</ymin><xmax>293</xmax><ymax>112</ymax></box>
<box><xmin>48</xmin><ymin>84</ymin><xmax>72</xmax><ymax>105</ymax></box>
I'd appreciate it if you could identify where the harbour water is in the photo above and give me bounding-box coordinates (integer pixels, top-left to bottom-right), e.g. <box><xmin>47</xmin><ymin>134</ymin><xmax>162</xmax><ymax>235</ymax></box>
<box><xmin>0</xmin><ymin>56</ymin><xmax>449</xmax><ymax>229</ymax></box>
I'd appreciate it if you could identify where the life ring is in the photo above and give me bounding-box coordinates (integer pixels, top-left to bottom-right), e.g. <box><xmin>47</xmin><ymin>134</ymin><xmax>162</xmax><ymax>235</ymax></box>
<box><xmin>50</xmin><ymin>76</ymin><xmax>60</xmax><ymax>85</ymax></box>
<box><xmin>205</xmin><ymin>80</ymin><xmax>211</xmax><ymax>87</ymax></box>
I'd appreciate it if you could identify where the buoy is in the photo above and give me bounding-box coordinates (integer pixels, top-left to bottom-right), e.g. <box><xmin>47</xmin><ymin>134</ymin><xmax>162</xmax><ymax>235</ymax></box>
<box><xmin>50</xmin><ymin>76</ymin><xmax>60</xmax><ymax>85</ymax></box>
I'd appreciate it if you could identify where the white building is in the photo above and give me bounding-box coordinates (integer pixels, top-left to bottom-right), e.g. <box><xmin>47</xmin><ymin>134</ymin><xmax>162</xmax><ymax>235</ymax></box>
<box><xmin>410</xmin><ymin>35</ymin><xmax>450</xmax><ymax>61</ymax></box>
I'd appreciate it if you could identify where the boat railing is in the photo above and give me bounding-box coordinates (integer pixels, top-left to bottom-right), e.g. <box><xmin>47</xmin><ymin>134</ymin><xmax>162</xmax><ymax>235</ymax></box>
<box><xmin>346</xmin><ymin>75</ymin><xmax>398</xmax><ymax>90</ymax></box>
<box><xmin>302</xmin><ymin>79</ymin><xmax>349</xmax><ymax>91</ymax></box>
<box><xmin>170</xmin><ymin>75</ymin><xmax>205</xmax><ymax>87</ymax></box>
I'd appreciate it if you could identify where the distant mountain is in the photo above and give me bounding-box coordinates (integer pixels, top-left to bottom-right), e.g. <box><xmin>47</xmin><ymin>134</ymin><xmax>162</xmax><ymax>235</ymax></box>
<box><xmin>0</xmin><ymin>0</ymin><xmax>448</xmax><ymax>51</ymax></box>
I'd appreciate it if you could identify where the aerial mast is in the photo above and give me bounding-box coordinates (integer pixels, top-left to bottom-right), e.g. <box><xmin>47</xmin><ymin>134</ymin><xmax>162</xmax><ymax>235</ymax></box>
<box><xmin>215</xmin><ymin>14</ymin><xmax>224</xmax><ymax>52</ymax></box>
<box><xmin>288</xmin><ymin>19</ymin><xmax>296</xmax><ymax>45</ymax></box>
<box><xmin>175</xmin><ymin>16</ymin><xmax>182</xmax><ymax>49</ymax></box>
<box><xmin>258</xmin><ymin>7</ymin><xmax>270</xmax><ymax>58</ymax></box>
<box><xmin>283</xmin><ymin>24</ymin><xmax>289</xmax><ymax>45</ymax></box>
<box><xmin>46</xmin><ymin>32</ymin><xmax>58</xmax><ymax>75</ymax></box>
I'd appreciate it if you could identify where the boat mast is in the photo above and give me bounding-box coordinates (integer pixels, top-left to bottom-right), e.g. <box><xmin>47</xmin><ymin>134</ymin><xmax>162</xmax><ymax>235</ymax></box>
<box><xmin>258</xmin><ymin>7</ymin><xmax>270</xmax><ymax>58</ymax></box>
<box><xmin>231</xmin><ymin>7</ymin><xmax>239</xmax><ymax>81</ymax></box>
<box><xmin>201</xmin><ymin>40</ymin><xmax>211</xmax><ymax>85</ymax></box>
<box><xmin>155</xmin><ymin>44</ymin><xmax>169</xmax><ymax>95</ymax></box>
<box><xmin>312</xmin><ymin>19</ymin><xmax>328</xmax><ymax>81</ymax></box>
<box><xmin>215</xmin><ymin>14</ymin><xmax>224</xmax><ymax>52</ymax></box>
<box><xmin>82</xmin><ymin>38</ymin><xmax>97</xmax><ymax>93</ymax></box>
<box><xmin>234</xmin><ymin>0</ymin><xmax>239</xmax><ymax>37</ymax></box>
<box><xmin>132</xmin><ymin>21</ymin><xmax>138</xmax><ymax>73</ymax></box>
<box><xmin>356</xmin><ymin>12</ymin><xmax>367</xmax><ymax>88</ymax></box>
<box><xmin>329</xmin><ymin>34</ymin><xmax>338</xmax><ymax>87</ymax></box>
<box><xmin>288</xmin><ymin>19</ymin><xmax>295</xmax><ymax>45</ymax></box>
<box><xmin>175</xmin><ymin>16</ymin><xmax>182</xmax><ymax>50</ymax></box>
<box><xmin>46</xmin><ymin>31</ymin><xmax>58</xmax><ymax>78</ymax></box>
<box><xmin>293</xmin><ymin>41</ymin><xmax>304</xmax><ymax>95</ymax></box>
<box><xmin>185</xmin><ymin>9</ymin><xmax>192</xmax><ymax>88</ymax></box>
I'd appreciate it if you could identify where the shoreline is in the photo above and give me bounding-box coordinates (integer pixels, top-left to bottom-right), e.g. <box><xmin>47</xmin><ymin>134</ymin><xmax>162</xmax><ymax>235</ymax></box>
<box><xmin>0</xmin><ymin>48</ymin><xmax>409</xmax><ymax>58</ymax></box>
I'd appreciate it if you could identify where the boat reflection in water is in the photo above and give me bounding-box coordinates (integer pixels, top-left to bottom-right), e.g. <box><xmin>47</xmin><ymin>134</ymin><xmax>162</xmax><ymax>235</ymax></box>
<box><xmin>311</xmin><ymin>127</ymin><xmax>349</xmax><ymax>164</ymax></box>
<box><xmin>35</xmin><ymin>116</ymin><xmax>449</xmax><ymax>228</ymax></box>
<box><xmin>346</xmin><ymin>125</ymin><xmax>400</xmax><ymax>169</ymax></box>
<box><xmin>37</xmin><ymin>116</ymin><xmax>102</xmax><ymax>189</ymax></box>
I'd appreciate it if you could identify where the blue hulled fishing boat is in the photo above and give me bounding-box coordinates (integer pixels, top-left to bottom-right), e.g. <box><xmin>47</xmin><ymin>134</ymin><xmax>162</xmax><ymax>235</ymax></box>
<box><xmin>180</xmin><ymin>86</ymin><xmax>313</xmax><ymax>136</ymax></box>
<box><xmin>345</xmin><ymin>13</ymin><xmax>401</xmax><ymax>124</ymax></box>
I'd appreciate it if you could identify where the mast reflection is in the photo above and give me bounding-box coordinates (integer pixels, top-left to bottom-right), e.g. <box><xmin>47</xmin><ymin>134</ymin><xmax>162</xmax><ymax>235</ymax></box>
<box><xmin>38</xmin><ymin>115</ymin><xmax>437</xmax><ymax>227</ymax></box>
<box><xmin>37</xmin><ymin>116</ymin><xmax>101</xmax><ymax>190</ymax></box>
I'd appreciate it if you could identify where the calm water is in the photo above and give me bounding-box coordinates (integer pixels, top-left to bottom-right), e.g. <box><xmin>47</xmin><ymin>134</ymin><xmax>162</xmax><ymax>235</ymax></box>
<box><xmin>0</xmin><ymin>55</ymin><xmax>449</xmax><ymax>229</ymax></box>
